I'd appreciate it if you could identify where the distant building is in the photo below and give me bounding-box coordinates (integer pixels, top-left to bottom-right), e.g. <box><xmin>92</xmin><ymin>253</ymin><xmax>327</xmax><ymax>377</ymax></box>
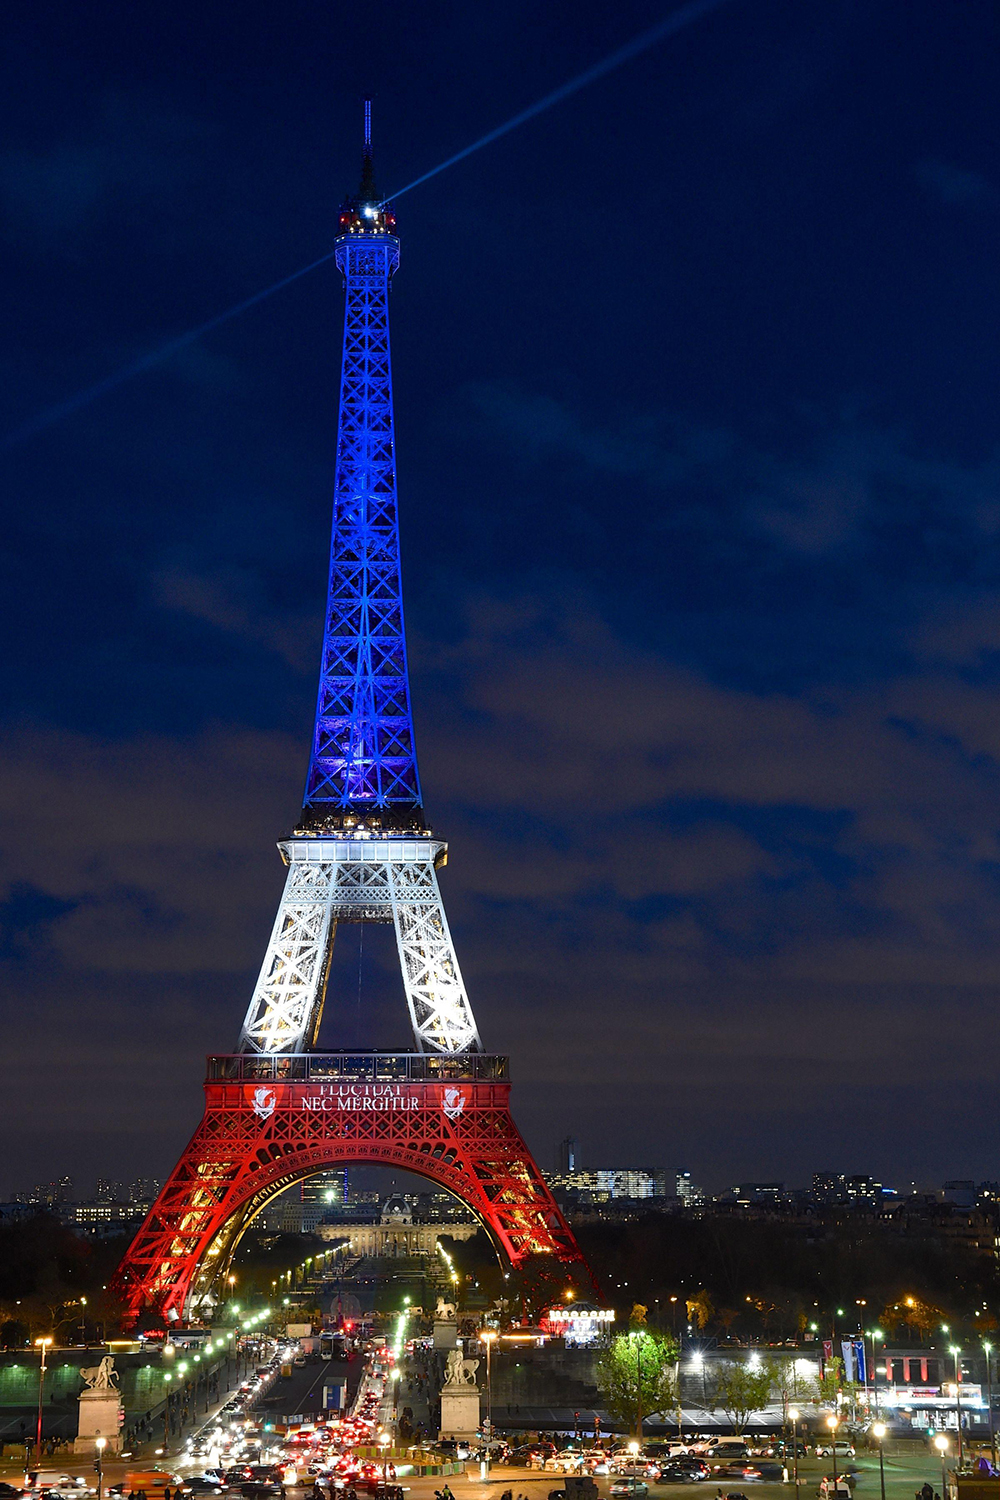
<box><xmin>63</xmin><ymin>1203</ymin><xmax>145</xmax><ymax>1236</ymax></box>
<box><xmin>545</xmin><ymin>1167</ymin><xmax>702</xmax><ymax>1207</ymax></box>
<box><xmin>15</xmin><ymin>1176</ymin><xmax>73</xmax><ymax>1207</ymax></box>
<box><xmin>732</xmin><ymin>1182</ymin><xmax>788</xmax><ymax>1207</ymax></box>
<box><xmin>129</xmin><ymin>1177</ymin><xmax>161</xmax><ymax>1204</ymax></box>
<box><xmin>557</xmin><ymin>1137</ymin><xmax>578</xmax><ymax>1173</ymax></box>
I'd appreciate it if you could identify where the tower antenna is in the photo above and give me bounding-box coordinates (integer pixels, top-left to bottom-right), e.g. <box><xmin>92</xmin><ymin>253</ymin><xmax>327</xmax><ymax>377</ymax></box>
<box><xmin>359</xmin><ymin>96</ymin><xmax>377</xmax><ymax>200</ymax></box>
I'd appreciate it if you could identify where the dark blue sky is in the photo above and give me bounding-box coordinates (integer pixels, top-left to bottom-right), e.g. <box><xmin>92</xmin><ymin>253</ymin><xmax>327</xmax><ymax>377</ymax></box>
<box><xmin>2</xmin><ymin>0</ymin><xmax>1000</xmax><ymax>1194</ymax></box>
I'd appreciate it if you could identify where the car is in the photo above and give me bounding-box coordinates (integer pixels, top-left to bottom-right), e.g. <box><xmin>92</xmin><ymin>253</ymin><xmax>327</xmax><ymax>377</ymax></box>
<box><xmin>0</xmin><ymin>1486</ymin><xmax>22</xmax><ymax>1498</ymax></box>
<box><xmin>185</xmin><ymin>1483</ymin><xmax>229</xmax><ymax>1496</ymax></box>
<box><xmin>657</xmin><ymin>1465</ymin><xmax>704</xmax><ymax>1484</ymax></box>
<box><xmin>818</xmin><ymin>1480</ymin><xmax>853</xmax><ymax>1500</ymax></box>
<box><xmin>714</xmin><ymin>1464</ymin><xmax>761</xmax><ymax>1481</ymax></box>
<box><xmin>752</xmin><ymin>1465</ymin><xmax>784</xmax><ymax>1482</ymax></box>
<box><xmin>671</xmin><ymin>1459</ymin><xmax>709</xmax><ymax>1477</ymax></box>
<box><xmin>611</xmin><ymin>1484</ymin><xmax>648</xmax><ymax>1498</ymax></box>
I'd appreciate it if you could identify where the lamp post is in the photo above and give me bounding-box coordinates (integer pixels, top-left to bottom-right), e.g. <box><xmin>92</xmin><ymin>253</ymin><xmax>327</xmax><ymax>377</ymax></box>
<box><xmin>871</xmin><ymin>1423</ymin><xmax>886</xmax><ymax>1500</ymax></box>
<box><xmin>788</xmin><ymin>1408</ymin><xmax>800</xmax><ymax>1493</ymax></box>
<box><xmin>95</xmin><ymin>1436</ymin><xmax>106</xmax><ymax>1500</ymax></box>
<box><xmin>627</xmin><ymin>1438</ymin><xmax>640</xmax><ymax>1499</ymax></box>
<box><xmin>480</xmin><ymin>1330</ymin><xmax>497</xmax><ymax>1469</ymax></box>
<box><xmin>949</xmin><ymin>1346</ymin><xmax>963</xmax><ymax>1464</ymax></box>
<box><xmin>868</xmin><ymin>1328</ymin><xmax>884</xmax><ymax>1415</ymax></box>
<box><xmin>378</xmin><ymin>1432</ymin><xmax>390</xmax><ymax>1486</ymax></box>
<box><xmin>826</xmin><ymin>1414</ymin><xmax>839</xmax><ymax>1488</ymax></box>
<box><xmin>34</xmin><ymin>1337</ymin><xmax>52</xmax><ymax>1459</ymax></box>
<box><xmin>934</xmin><ymin>1434</ymin><xmax>949</xmax><ymax>1500</ymax></box>
<box><xmin>984</xmin><ymin>1341</ymin><xmax>996</xmax><ymax>1469</ymax></box>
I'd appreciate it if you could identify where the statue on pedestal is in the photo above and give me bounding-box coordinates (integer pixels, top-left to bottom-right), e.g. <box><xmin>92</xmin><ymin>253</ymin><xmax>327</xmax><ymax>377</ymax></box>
<box><xmin>80</xmin><ymin>1358</ymin><xmax>118</xmax><ymax>1392</ymax></box>
<box><xmin>444</xmin><ymin>1349</ymin><xmax>479</xmax><ymax>1386</ymax></box>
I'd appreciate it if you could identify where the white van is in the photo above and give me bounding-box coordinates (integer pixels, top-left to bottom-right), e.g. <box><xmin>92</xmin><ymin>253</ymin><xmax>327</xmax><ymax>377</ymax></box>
<box><xmin>701</xmin><ymin>1438</ymin><xmax>751</xmax><ymax>1460</ymax></box>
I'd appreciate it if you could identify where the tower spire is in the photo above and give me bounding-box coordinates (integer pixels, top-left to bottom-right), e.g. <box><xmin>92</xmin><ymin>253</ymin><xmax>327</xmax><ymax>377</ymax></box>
<box><xmin>359</xmin><ymin>96</ymin><xmax>377</xmax><ymax>202</ymax></box>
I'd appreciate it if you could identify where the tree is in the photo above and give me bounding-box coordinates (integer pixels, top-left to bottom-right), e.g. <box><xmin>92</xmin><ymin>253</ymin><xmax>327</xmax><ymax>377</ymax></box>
<box><xmin>686</xmin><ymin>1290</ymin><xmax>713</xmax><ymax>1330</ymax></box>
<box><xmin>597</xmin><ymin>1323</ymin><xmax>679</xmax><ymax>1437</ymax></box>
<box><xmin>770</xmin><ymin>1356</ymin><xmax>812</xmax><ymax>1412</ymax></box>
<box><xmin>711</xmin><ymin>1362</ymin><xmax>775</xmax><ymax>1429</ymax></box>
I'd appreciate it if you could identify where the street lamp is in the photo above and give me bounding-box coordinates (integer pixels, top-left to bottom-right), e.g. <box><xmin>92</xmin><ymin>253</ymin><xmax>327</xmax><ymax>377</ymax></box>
<box><xmin>934</xmin><ymin>1434</ymin><xmax>949</xmax><ymax>1499</ymax></box>
<box><xmin>871</xmin><ymin>1423</ymin><xmax>886</xmax><ymax>1500</ymax></box>
<box><xmin>868</xmin><ymin>1328</ymin><xmax>884</xmax><ymax>1414</ymax></box>
<box><xmin>34</xmin><ymin>1337</ymin><xmax>52</xmax><ymax>1459</ymax></box>
<box><xmin>949</xmin><ymin>1346</ymin><xmax>963</xmax><ymax>1464</ymax></box>
<box><xmin>984</xmin><ymin>1341</ymin><xmax>996</xmax><ymax>1469</ymax></box>
<box><xmin>479</xmin><ymin>1330</ymin><xmax>498</xmax><ymax>1466</ymax></box>
<box><xmin>826</xmin><ymin>1414</ymin><xmax>839</xmax><ymax>1488</ymax></box>
<box><xmin>95</xmin><ymin>1436</ymin><xmax>106</xmax><ymax>1500</ymax></box>
<box><xmin>628</xmin><ymin>1439</ymin><xmax>641</xmax><ymax>1499</ymax></box>
<box><xmin>378</xmin><ymin>1431</ymin><xmax>390</xmax><ymax>1485</ymax></box>
<box><xmin>788</xmin><ymin>1408</ymin><xmax>800</xmax><ymax>1492</ymax></box>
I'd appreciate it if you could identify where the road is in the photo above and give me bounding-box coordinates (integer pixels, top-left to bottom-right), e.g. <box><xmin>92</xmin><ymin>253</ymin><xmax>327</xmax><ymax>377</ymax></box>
<box><xmin>0</xmin><ymin>1425</ymin><xmax>967</xmax><ymax>1500</ymax></box>
<box><xmin>252</xmin><ymin>1356</ymin><xmax>362</xmax><ymax>1424</ymax></box>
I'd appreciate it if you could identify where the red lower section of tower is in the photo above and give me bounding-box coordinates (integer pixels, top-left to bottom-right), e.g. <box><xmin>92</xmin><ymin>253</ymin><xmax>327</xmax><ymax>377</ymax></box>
<box><xmin>112</xmin><ymin>1053</ymin><xmax>588</xmax><ymax>1325</ymax></box>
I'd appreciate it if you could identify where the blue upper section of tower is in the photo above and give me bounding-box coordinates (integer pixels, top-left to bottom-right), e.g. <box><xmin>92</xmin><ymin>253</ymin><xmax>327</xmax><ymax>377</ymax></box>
<box><xmin>300</xmin><ymin>112</ymin><xmax>424</xmax><ymax>833</ymax></box>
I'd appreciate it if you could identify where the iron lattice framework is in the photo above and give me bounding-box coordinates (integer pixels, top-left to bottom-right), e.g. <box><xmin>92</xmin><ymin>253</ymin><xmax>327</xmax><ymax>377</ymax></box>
<box><xmin>238</xmin><ymin>837</ymin><xmax>480</xmax><ymax>1055</ymax></box>
<box><xmin>304</xmin><ymin>212</ymin><xmax>417</xmax><ymax>811</ymax></box>
<box><xmin>114</xmin><ymin>1055</ymin><xmax>584</xmax><ymax>1323</ymax></box>
<box><xmin>111</xmin><ymin>114</ymin><xmax>589</xmax><ymax>1325</ymax></box>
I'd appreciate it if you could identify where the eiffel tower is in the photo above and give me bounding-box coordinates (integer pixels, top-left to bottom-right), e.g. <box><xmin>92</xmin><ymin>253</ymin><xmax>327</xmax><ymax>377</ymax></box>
<box><xmin>113</xmin><ymin>106</ymin><xmax>589</xmax><ymax>1325</ymax></box>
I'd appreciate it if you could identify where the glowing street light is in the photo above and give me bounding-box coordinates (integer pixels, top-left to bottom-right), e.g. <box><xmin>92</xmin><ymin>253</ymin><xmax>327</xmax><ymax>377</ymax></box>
<box><xmin>934</xmin><ymin>1434</ymin><xmax>949</xmax><ymax>1497</ymax></box>
<box><xmin>787</xmin><ymin>1408</ymin><xmax>800</xmax><ymax>1491</ymax></box>
<box><xmin>627</xmin><ymin>1439</ymin><xmax>641</xmax><ymax>1499</ymax></box>
<box><xmin>480</xmin><ymin>1330</ymin><xmax>498</xmax><ymax>1464</ymax></box>
<box><xmin>871</xmin><ymin>1423</ymin><xmax>886</xmax><ymax>1500</ymax></box>
<box><xmin>95</xmin><ymin>1436</ymin><xmax>107</xmax><ymax>1500</ymax></box>
<box><xmin>949</xmin><ymin>1346</ymin><xmax>964</xmax><ymax>1463</ymax></box>
<box><xmin>34</xmin><ymin>1337</ymin><xmax>52</xmax><ymax>1457</ymax></box>
<box><xmin>826</xmin><ymin>1414</ymin><xmax>839</xmax><ymax>1489</ymax></box>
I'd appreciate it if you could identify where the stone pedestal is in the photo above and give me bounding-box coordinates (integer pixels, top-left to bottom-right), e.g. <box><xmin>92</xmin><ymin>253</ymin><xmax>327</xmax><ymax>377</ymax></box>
<box><xmin>433</xmin><ymin>1318</ymin><xmax>459</xmax><ymax>1350</ymax></box>
<box><xmin>74</xmin><ymin>1390</ymin><xmax>123</xmax><ymax>1455</ymax></box>
<box><xmin>439</xmin><ymin>1383</ymin><xmax>480</xmax><ymax>1442</ymax></box>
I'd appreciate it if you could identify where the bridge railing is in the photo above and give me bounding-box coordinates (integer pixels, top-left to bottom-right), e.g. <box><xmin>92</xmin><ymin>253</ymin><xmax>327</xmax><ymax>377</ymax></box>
<box><xmin>206</xmin><ymin>1051</ymin><xmax>509</xmax><ymax>1083</ymax></box>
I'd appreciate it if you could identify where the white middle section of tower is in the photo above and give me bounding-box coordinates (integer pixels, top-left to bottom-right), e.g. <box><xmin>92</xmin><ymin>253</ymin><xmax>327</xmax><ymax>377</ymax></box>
<box><xmin>237</xmin><ymin>837</ymin><xmax>482</xmax><ymax>1056</ymax></box>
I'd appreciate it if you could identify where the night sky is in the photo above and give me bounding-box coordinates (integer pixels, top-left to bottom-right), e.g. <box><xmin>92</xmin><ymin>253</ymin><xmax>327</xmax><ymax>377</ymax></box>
<box><xmin>3</xmin><ymin>0</ymin><xmax>1000</xmax><ymax>1196</ymax></box>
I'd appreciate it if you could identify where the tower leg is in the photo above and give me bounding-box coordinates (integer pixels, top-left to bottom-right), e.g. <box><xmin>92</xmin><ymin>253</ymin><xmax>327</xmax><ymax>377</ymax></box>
<box><xmin>390</xmin><ymin>858</ymin><xmax>481</xmax><ymax>1053</ymax></box>
<box><xmin>110</xmin><ymin>1056</ymin><xmax>590</xmax><ymax>1326</ymax></box>
<box><xmin>238</xmin><ymin>837</ymin><xmax>481</xmax><ymax>1055</ymax></box>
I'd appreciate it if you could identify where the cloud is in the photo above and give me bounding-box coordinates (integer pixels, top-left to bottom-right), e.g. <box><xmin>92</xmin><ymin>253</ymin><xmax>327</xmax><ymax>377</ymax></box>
<box><xmin>154</xmin><ymin>565</ymin><xmax>319</xmax><ymax>670</ymax></box>
<box><xmin>460</xmin><ymin>383</ymin><xmax>1000</xmax><ymax>565</ymax></box>
<box><xmin>7</xmin><ymin>584</ymin><xmax>1000</xmax><ymax>1186</ymax></box>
